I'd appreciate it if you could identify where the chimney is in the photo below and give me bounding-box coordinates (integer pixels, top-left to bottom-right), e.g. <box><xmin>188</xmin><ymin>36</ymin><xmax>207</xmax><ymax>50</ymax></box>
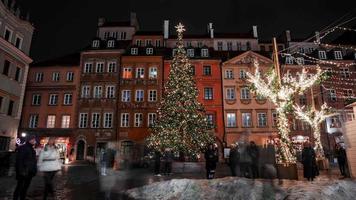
<box><xmin>210</xmin><ymin>28</ymin><xmax>214</xmax><ymax>38</ymax></box>
<box><xmin>285</xmin><ymin>30</ymin><xmax>291</xmax><ymax>42</ymax></box>
<box><xmin>252</xmin><ymin>25</ymin><xmax>258</xmax><ymax>38</ymax></box>
<box><xmin>130</xmin><ymin>12</ymin><xmax>139</xmax><ymax>29</ymax></box>
<box><xmin>26</xmin><ymin>12</ymin><xmax>30</xmax><ymax>21</ymax></box>
<box><xmin>315</xmin><ymin>31</ymin><xmax>320</xmax><ymax>44</ymax></box>
<box><xmin>10</xmin><ymin>0</ymin><xmax>15</xmax><ymax>12</ymax></box>
<box><xmin>98</xmin><ymin>17</ymin><xmax>105</xmax><ymax>27</ymax></box>
<box><xmin>15</xmin><ymin>8</ymin><xmax>20</xmax><ymax>17</ymax></box>
<box><xmin>164</xmin><ymin>20</ymin><xmax>169</xmax><ymax>39</ymax></box>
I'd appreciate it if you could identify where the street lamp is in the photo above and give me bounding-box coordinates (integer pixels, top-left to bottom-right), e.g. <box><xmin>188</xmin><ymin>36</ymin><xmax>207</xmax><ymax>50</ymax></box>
<box><xmin>21</xmin><ymin>132</ymin><xmax>27</xmax><ymax>138</ymax></box>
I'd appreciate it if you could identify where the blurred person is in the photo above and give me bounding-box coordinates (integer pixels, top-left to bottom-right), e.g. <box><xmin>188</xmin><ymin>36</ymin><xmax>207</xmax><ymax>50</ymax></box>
<box><xmin>249</xmin><ymin>141</ymin><xmax>260</xmax><ymax>179</ymax></box>
<box><xmin>163</xmin><ymin>148</ymin><xmax>173</xmax><ymax>175</ymax></box>
<box><xmin>99</xmin><ymin>149</ymin><xmax>108</xmax><ymax>176</ymax></box>
<box><xmin>302</xmin><ymin>142</ymin><xmax>318</xmax><ymax>181</ymax></box>
<box><xmin>335</xmin><ymin>143</ymin><xmax>347</xmax><ymax>177</ymax></box>
<box><xmin>205</xmin><ymin>144</ymin><xmax>218</xmax><ymax>179</ymax></box>
<box><xmin>229</xmin><ymin>144</ymin><xmax>239</xmax><ymax>176</ymax></box>
<box><xmin>154</xmin><ymin>150</ymin><xmax>162</xmax><ymax>176</ymax></box>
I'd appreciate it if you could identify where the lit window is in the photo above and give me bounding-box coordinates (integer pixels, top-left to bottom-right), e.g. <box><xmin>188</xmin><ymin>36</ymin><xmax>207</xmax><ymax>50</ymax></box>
<box><xmin>149</xmin><ymin>67</ymin><xmax>157</xmax><ymax>79</ymax></box>
<box><xmin>318</xmin><ymin>51</ymin><xmax>327</xmax><ymax>59</ymax></box>
<box><xmin>239</xmin><ymin>70</ymin><xmax>247</xmax><ymax>79</ymax></box>
<box><xmin>241</xmin><ymin>87</ymin><xmax>250</xmax><ymax>99</ymax></box>
<box><xmin>134</xmin><ymin>113</ymin><xmax>143</xmax><ymax>127</ymax></box>
<box><xmin>91</xmin><ymin>113</ymin><xmax>100</xmax><ymax>128</ymax></box>
<box><xmin>47</xmin><ymin>115</ymin><xmax>56</xmax><ymax>128</ymax></box>
<box><xmin>61</xmin><ymin>115</ymin><xmax>71</xmax><ymax>128</ymax></box>
<box><xmin>204</xmin><ymin>88</ymin><xmax>213</xmax><ymax>100</ymax></box>
<box><xmin>148</xmin><ymin>113</ymin><xmax>157</xmax><ymax>127</ymax></box>
<box><xmin>121</xmin><ymin>113</ymin><xmax>129</xmax><ymax>127</ymax></box>
<box><xmin>107</xmin><ymin>62</ymin><xmax>116</xmax><ymax>73</ymax></box>
<box><xmin>187</xmin><ymin>49</ymin><xmax>194</xmax><ymax>57</ymax></box>
<box><xmin>84</xmin><ymin>62</ymin><xmax>93</xmax><ymax>73</ymax></box>
<box><xmin>122</xmin><ymin>67</ymin><xmax>132</xmax><ymax>79</ymax></box>
<box><xmin>48</xmin><ymin>94</ymin><xmax>58</xmax><ymax>105</ymax></box>
<box><xmin>148</xmin><ymin>90</ymin><xmax>157</xmax><ymax>102</ymax></box>
<box><xmin>201</xmin><ymin>49</ymin><xmax>209</xmax><ymax>57</ymax></box>
<box><xmin>135</xmin><ymin>68</ymin><xmax>145</xmax><ymax>79</ymax></box>
<box><xmin>225</xmin><ymin>69</ymin><xmax>234</xmax><ymax>79</ymax></box>
<box><xmin>104</xmin><ymin>113</ymin><xmax>113</xmax><ymax>128</ymax></box>
<box><xmin>334</xmin><ymin>51</ymin><xmax>343</xmax><ymax>60</ymax></box>
<box><xmin>96</xmin><ymin>62</ymin><xmax>104</xmax><ymax>73</ymax></box>
<box><xmin>227</xmin><ymin>113</ymin><xmax>236</xmax><ymax>127</ymax></box>
<box><xmin>79</xmin><ymin>113</ymin><xmax>88</xmax><ymax>128</ymax></box>
<box><xmin>135</xmin><ymin>90</ymin><xmax>144</xmax><ymax>102</ymax></box>
<box><xmin>242</xmin><ymin>113</ymin><xmax>252</xmax><ymax>127</ymax></box>
<box><xmin>226</xmin><ymin>88</ymin><xmax>235</xmax><ymax>100</ymax></box>
<box><xmin>257</xmin><ymin>113</ymin><xmax>267</xmax><ymax>127</ymax></box>
<box><xmin>121</xmin><ymin>90</ymin><xmax>131</xmax><ymax>102</ymax></box>
<box><xmin>107</xmin><ymin>40</ymin><xmax>115</xmax><ymax>48</ymax></box>
<box><xmin>92</xmin><ymin>40</ymin><xmax>100</xmax><ymax>48</ymax></box>
<box><xmin>29</xmin><ymin>114</ymin><xmax>39</xmax><ymax>128</ymax></box>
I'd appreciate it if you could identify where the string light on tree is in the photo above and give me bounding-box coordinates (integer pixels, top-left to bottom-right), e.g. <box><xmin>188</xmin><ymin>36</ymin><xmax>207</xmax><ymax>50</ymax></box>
<box><xmin>146</xmin><ymin>23</ymin><xmax>214</xmax><ymax>157</ymax></box>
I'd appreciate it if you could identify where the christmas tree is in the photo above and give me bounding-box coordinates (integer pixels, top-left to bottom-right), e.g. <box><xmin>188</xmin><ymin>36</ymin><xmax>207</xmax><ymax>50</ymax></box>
<box><xmin>146</xmin><ymin>23</ymin><xmax>214</xmax><ymax>157</ymax></box>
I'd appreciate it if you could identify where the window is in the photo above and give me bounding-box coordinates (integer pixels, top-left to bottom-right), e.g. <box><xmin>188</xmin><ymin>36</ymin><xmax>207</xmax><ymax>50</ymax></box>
<box><xmin>239</xmin><ymin>70</ymin><xmax>247</xmax><ymax>79</ymax></box>
<box><xmin>120</xmin><ymin>32</ymin><xmax>127</xmax><ymax>40</ymax></box>
<box><xmin>135</xmin><ymin>90</ymin><xmax>144</xmax><ymax>102</ymax></box>
<box><xmin>246</xmin><ymin>42</ymin><xmax>251</xmax><ymax>50</ymax></box>
<box><xmin>84</xmin><ymin>63</ymin><xmax>93</xmax><ymax>73</ymax></box>
<box><xmin>2</xmin><ymin>60</ymin><xmax>10</xmax><ymax>76</ymax></box>
<box><xmin>217</xmin><ymin>42</ymin><xmax>223</xmax><ymax>51</ymax></box>
<box><xmin>344</xmin><ymin>89</ymin><xmax>353</xmax><ymax>98</ymax></box>
<box><xmin>104</xmin><ymin>32</ymin><xmax>110</xmax><ymax>39</ymax></box>
<box><xmin>187</xmin><ymin>49</ymin><xmax>194</xmax><ymax>57</ymax></box>
<box><xmin>204</xmin><ymin>88</ymin><xmax>213</xmax><ymax>100</ymax></box>
<box><xmin>149</xmin><ymin>67</ymin><xmax>157</xmax><ymax>79</ymax></box>
<box><xmin>122</xmin><ymin>67</ymin><xmax>132</xmax><ymax>79</ymax></box>
<box><xmin>136</xmin><ymin>39</ymin><xmax>142</xmax><ymax>46</ymax></box>
<box><xmin>330</xmin><ymin>117</ymin><xmax>341</xmax><ymax>128</ymax></box>
<box><xmin>14</xmin><ymin>67</ymin><xmax>21</xmax><ymax>82</ymax></box>
<box><xmin>4</xmin><ymin>27</ymin><xmax>12</xmax><ymax>42</ymax></box>
<box><xmin>81</xmin><ymin>86</ymin><xmax>90</xmax><ymax>98</ymax></box>
<box><xmin>66</xmin><ymin>72</ymin><xmax>74</xmax><ymax>81</ymax></box>
<box><xmin>48</xmin><ymin>94</ymin><xmax>58</xmax><ymax>105</ymax></box>
<box><xmin>35</xmin><ymin>72</ymin><xmax>44</xmax><ymax>82</ymax></box>
<box><xmin>52</xmin><ymin>72</ymin><xmax>60</xmax><ymax>82</ymax></box>
<box><xmin>7</xmin><ymin>100</ymin><xmax>14</xmax><ymax>116</ymax></box>
<box><xmin>96</xmin><ymin>62</ymin><xmax>104</xmax><ymax>73</ymax></box>
<box><xmin>206</xmin><ymin>114</ymin><xmax>214</xmax><ymax>128</ymax></box>
<box><xmin>121</xmin><ymin>90</ymin><xmax>131</xmax><ymax>102</ymax></box>
<box><xmin>63</xmin><ymin>94</ymin><xmax>72</xmax><ymax>105</ymax></box>
<box><xmin>242</xmin><ymin>113</ymin><xmax>252</xmax><ymax>127</ymax></box>
<box><xmin>61</xmin><ymin>115</ymin><xmax>70</xmax><ymax>128</ymax></box>
<box><xmin>203</xmin><ymin>66</ymin><xmax>211</xmax><ymax>76</ymax></box>
<box><xmin>298</xmin><ymin>47</ymin><xmax>305</xmax><ymax>53</ymax></box>
<box><xmin>227</xmin><ymin>113</ymin><xmax>236</xmax><ymax>127</ymax></box>
<box><xmin>148</xmin><ymin>113</ymin><xmax>157</xmax><ymax>127</ymax></box>
<box><xmin>107</xmin><ymin>61</ymin><xmax>116</xmax><ymax>73</ymax></box>
<box><xmin>47</xmin><ymin>115</ymin><xmax>56</xmax><ymax>128</ymax></box>
<box><xmin>134</xmin><ymin>113</ymin><xmax>143</xmax><ymax>127</ymax></box>
<box><xmin>299</xmin><ymin>94</ymin><xmax>307</xmax><ymax>105</ymax></box>
<box><xmin>29</xmin><ymin>114</ymin><xmax>39</xmax><ymax>128</ymax></box>
<box><xmin>148</xmin><ymin>90</ymin><xmax>157</xmax><ymax>102</ymax></box>
<box><xmin>237</xmin><ymin>42</ymin><xmax>242</xmax><ymax>50</ymax></box>
<box><xmin>91</xmin><ymin>113</ymin><xmax>100</xmax><ymax>128</ymax></box>
<box><xmin>146</xmin><ymin>48</ymin><xmax>153</xmax><ymax>55</ymax></box>
<box><xmin>92</xmin><ymin>40</ymin><xmax>100</xmax><ymax>48</ymax></box>
<box><xmin>104</xmin><ymin>113</ymin><xmax>113</xmax><ymax>128</ymax></box>
<box><xmin>257</xmin><ymin>113</ymin><xmax>267</xmax><ymax>127</ymax></box>
<box><xmin>318</xmin><ymin>51</ymin><xmax>327</xmax><ymax>59</ymax></box>
<box><xmin>32</xmin><ymin>94</ymin><xmax>41</xmax><ymax>105</ymax></box>
<box><xmin>106</xmin><ymin>86</ymin><xmax>115</xmax><ymax>98</ymax></box>
<box><xmin>131</xmin><ymin>48</ymin><xmax>138</xmax><ymax>55</ymax></box>
<box><xmin>260</xmin><ymin>46</ymin><xmax>266</xmax><ymax>51</ymax></box>
<box><xmin>341</xmin><ymin>68</ymin><xmax>350</xmax><ymax>78</ymax></box>
<box><xmin>201</xmin><ymin>49</ymin><xmax>209</xmax><ymax>57</ymax></box>
<box><xmin>93</xmin><ymin>86</ymin><xmax>102</xmax><ymax>98</ymax></box>
<box><xmin>226</xmin><ymin>88</ymin><xmax>235</xmax><ymax>100</ymax></box>
<box><xmin>272</xmin><ymin>112</ymin><xmax>277</xmax><ymax>127</ymax></box>
<box><xmin>155</xmin><ymin>40</ymin><xmax>161</xmax><ymax>47</ymax></box>
<box><xmin>225</xmin><ymin>69</ymin><xmax>234</xmax><ymax>79</ymax></box>
<box><xmin>191</xmin><ymin>65</ymin><xmax>195</xmax><ymax>75</ymax></box>
<box><xmin>227</xmin><ymin>42</ymin><xmax>233</xmax><ymax>51</ymax></box>
<box><xmin>107</xmin><ymin>40</ymin><xmax>115</xmax><ymax>48</ymax></box>
<box><xmin>241</xmin><ymin>87</ymin><xmax>250</xmax><ymax>99</ymax></box>
<box><xmin>79</xmin><ymin>113</ymin><xmax>88</xmax><ymax>128</ymax></box>
<box><xmin>121</xmin><ymin>113</ymin><xmax>129</xmax><ymax>127</ymax></box>
<box><xmin>145</xmin><ymin>39</ymin><xmax>152</xmax><ymax>46</ymax></box>
<box><xmin>328</xmin><ymin>89</ymin><xmax>336</xmax><ymax>102</ymax></box>
<box><xmin>286</xmin><ymin>56</ymin><xmax>293</xmax><ymax>64</ymax></box>
<box><xmin>256</xmin><ymin>94</ymin><xmax>265</xmax><ymax>101</ymax></box>
<box><xmin>136</xmin><ymin>68</ymin><xmax>145</xmax><ymax>79</ymax></box>
<box><xmin>296</xmin><ymin>57</ymin><xmax>305</xmax><ymax>65</ymax></box>
<box><xmin>334</xmin><ymin>51</ymin><xmax>343</xmax><ymax>60</ymax></box>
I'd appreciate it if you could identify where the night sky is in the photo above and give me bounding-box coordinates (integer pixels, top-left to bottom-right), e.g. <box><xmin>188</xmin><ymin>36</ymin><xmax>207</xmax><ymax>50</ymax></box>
<box><xmin>16</xmin><ymin>0</ymin><xmax>356</xmax><ymax>62</ymax></box>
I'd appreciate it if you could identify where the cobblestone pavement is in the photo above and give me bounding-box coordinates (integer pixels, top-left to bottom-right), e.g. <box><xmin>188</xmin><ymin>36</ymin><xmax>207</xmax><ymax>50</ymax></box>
<box><xmin>0</xmin><ymin>161</ymin><xmax>346</xmax><ymax>200</ymax></box>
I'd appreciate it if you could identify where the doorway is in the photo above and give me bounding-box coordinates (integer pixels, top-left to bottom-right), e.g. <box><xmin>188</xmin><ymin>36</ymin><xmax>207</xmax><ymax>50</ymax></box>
<box><xmin>76</xmin><ymin>140</ymin><xmax>85</xmax><ymax>160</ymax></box>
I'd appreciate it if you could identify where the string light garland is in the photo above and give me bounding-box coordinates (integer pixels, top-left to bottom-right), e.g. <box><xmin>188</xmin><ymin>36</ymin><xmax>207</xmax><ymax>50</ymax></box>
<box><xmin>293</xmin><ymin>52</ymin><xmax>356</xmax><ymax>67</ymax></box>
<box><xmin>247</xmin><ymin>60</ymin><xmax>323</xmax><ymax>164</ymax></box>
<box><xmin>319</xmin><ymin>43</ymin><xmax>356</xmax><ymax>51</ymax></box>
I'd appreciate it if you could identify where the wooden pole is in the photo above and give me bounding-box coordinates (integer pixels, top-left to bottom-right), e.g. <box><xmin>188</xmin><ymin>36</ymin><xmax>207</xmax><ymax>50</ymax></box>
<box><xmin>310</xmin><ymin>87</ymin><xmax>315</xmax><ymax>110</ymax></box>
<box><xmin>272</xmin><ymin>37</ymin><xmax>281</xmax><ymax>84</ymax></box>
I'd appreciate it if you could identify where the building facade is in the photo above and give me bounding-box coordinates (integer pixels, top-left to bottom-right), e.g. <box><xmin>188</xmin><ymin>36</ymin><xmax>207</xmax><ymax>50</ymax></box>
<box><xmin>0</xmin><ymin>1</ymin><xmax>33</xmax><ymax>151</ymax></box>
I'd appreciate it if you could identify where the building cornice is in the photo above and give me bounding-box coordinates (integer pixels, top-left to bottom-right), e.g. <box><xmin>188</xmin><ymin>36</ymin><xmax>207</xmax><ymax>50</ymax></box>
<box><xmin>0</xmin><ymin>37</ymin><xmax>32</xmax><ymax>64</ymax></box>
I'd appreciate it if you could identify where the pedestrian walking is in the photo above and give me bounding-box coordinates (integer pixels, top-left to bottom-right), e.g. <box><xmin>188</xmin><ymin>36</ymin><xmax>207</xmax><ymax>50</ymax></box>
<box><xmin>335</xmin><ymin>143</ymin><xmax>347</xmax><ymax>177</ymax></box>
<box><xmin>37</xmin><ymin>137</ymin><xmax>62</xmax><ymax>200</ymax></box>
<box><xmin>238</xmin><ymin>141</ymin><xmax>252</xmax><ymax>178</ymax></box>
<box><xmin>163</xmin><ymin>148</ymin><xmax>173</xmax><ymax>175</ymax></box>
<box><xmin>302</xmin><ymin>142</ymin><xmax>318</xmax><ymax>181</ymax></box>
<box><xmin>99</xmin><ymin>149</ymin><xmax>108</xmax><ymax>176</ymax></box>
<box><xmin>249</xmin><ymin>141</ymin><xmax>259</xmax><ymax>179</ymax></box>
<box><xmin>154</xmin><ymin>150</ymin><xmax>162</xmax><ymax>176</ymax></box>
<box><xmin>229</xmin><ymin>144</ymin><xmax>239</xmax><ymax>177</ymax></box>
<box><xmin>205</xmin><ymin>144</ymin><xmax>218</xmax><ymax>179</ymax></box>
<box><xmin>13</xmin><ymin>135</ymin><xmax>37</xmax><ymax>200</ymax></box>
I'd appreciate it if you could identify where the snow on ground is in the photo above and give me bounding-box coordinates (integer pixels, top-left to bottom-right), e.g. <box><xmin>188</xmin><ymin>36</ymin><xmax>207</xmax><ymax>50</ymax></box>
<box><xmin>124</xmin><ymin>177</ymin><xmax>356</xmax><ymax>200</ymax></box>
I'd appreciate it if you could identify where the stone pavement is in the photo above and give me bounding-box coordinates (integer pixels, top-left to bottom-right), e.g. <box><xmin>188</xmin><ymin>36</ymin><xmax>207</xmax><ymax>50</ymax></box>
<box><xmin>0</xmin><ymin>161</ymin><xmax>347</xmax><ymax>200</ymax></box>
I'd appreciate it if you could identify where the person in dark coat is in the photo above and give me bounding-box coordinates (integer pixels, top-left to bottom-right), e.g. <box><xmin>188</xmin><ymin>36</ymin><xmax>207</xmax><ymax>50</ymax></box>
<box><xmin>154</xmin><ymin>150</ymin><xmax>162</xmax><ymax>176</ymax></box>
<box><xmin>229</xmin><ymin>144</ymin><xmax>239</xmax><ymax>176</ymax></box>
<box><xmin>13</xmin><ymin>135</ymin><xmax>37</xmax><ymax>200</ymax></box>
<box><xmin>249</xmin><ymin>141</ymin><xmax>260</xmax><ymax>179</ymax></box>
<box><xmin>205</xmin><ymin>144</ymin><xmax>218</xmax><ymax>179</ymax></box>
<box><xmin>335</xmin><ymin>144</ymin><xmax>347</xmax><ymax>177</ymax></box>
<box><xmin>302</xmin><ymin>142</ymin><xmax>318</xmax><ymax>181</ymax></box>
<box><xmin>162</xmin><ymin>148</ymin><xmax>174</xmax><ymax>175</ymax></box>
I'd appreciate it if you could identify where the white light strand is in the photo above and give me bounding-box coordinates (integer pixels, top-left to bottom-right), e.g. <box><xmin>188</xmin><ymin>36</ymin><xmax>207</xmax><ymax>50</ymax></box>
<box><xmin>319</xmin><ymin>43</ymin><xmax>356</xmax><ymax>51</ymax></box>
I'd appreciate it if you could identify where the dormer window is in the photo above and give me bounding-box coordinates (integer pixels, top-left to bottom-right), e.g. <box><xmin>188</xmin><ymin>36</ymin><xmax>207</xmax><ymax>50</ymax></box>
<box><xmin>187</xmin><ymin>49</ymin><xmax>194</xmax><ymax>57</ymax></box>
<box><xmin>107</xmin><ymin>40</ymin><xmax>115</xmax><ymax>48</ymax></box>
<box><xmin>92</xmin><ymin>40</ymin><xmax>100</xmax><ymax>48</ymax></box>
<box><xmin>146</xmin><ymin>48</ymin><xmax>153</xmax><ymax>55</ymax></box>
<box><xmin>286</xmin><ymin>56</ymin><xmax>293</xmax><ymax>64</ymax></box>
<box><xmin>334</xmin><ymin>51</ymin><xmax>343</xmax><ymax>60</ymax></box>
<box><xmin>318</xmin><ymin>51</ymin><xmax>327</xmax><ymax>59</ymax></box>
<box><xmin>296</xmin><ymin>57</ymin><xmax>305</xmax><ymax>65</ymax></box>
<box><xmin>131</xmin><ymin>48</ymin><xmax>138</xmax><ymax>55</ymax></box>
<box><xmin>201</xmin><ymin>48</ymin><xmax>209</xmax><ymax>57</ymax></box>
<box><xmin>172</xmin><ymin>49</ymin><xmax>178</xmax><ymax>57</ymax></box>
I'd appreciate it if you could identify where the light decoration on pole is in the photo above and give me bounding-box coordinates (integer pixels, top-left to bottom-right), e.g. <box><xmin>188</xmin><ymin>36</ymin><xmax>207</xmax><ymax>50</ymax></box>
<box><xmin>293</xmin><ymin>103</ymin><xmax>336</xmax><ymax>159</ymax></box>
<box><xmin>146</xmin><ymin>23</ymin><xmax>214</xmax><ymax>157</ymax></box>
<box><xmin>247</xmin><ymin>60</ymin><xmax>323</xmax><ymax>164</ymax></box>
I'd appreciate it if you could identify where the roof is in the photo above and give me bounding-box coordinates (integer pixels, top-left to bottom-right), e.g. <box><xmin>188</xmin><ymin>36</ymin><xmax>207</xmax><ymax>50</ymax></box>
<box><xmin>168</xmin><ymin>34</ymin><xmax>211</xmax><ymax>39</ymax></box>
<box><xmin>134</xmin><ymin>31</ymin><xmax>163</xmax><ymax>36</ymax></box>
<box><xmin>214</xmin><ymin>32</ymin><xmax>255</xmax><ymax>39</ymax></box>
<box><xmin>99</xmin><ymin>21</ymin><xmax>132</xmax><ymax>27</ymax></box>
<box><xmin>31</xmin><ymin>53</ymin><xmax>80</xmax><ymax>67</ymax></box>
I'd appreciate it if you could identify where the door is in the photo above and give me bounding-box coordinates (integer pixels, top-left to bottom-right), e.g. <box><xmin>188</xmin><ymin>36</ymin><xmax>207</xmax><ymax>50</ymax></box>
<box><xmin>76</xmin><ymin>140</ymin><xmax>85</xmax><ymax>160</ymax></box>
